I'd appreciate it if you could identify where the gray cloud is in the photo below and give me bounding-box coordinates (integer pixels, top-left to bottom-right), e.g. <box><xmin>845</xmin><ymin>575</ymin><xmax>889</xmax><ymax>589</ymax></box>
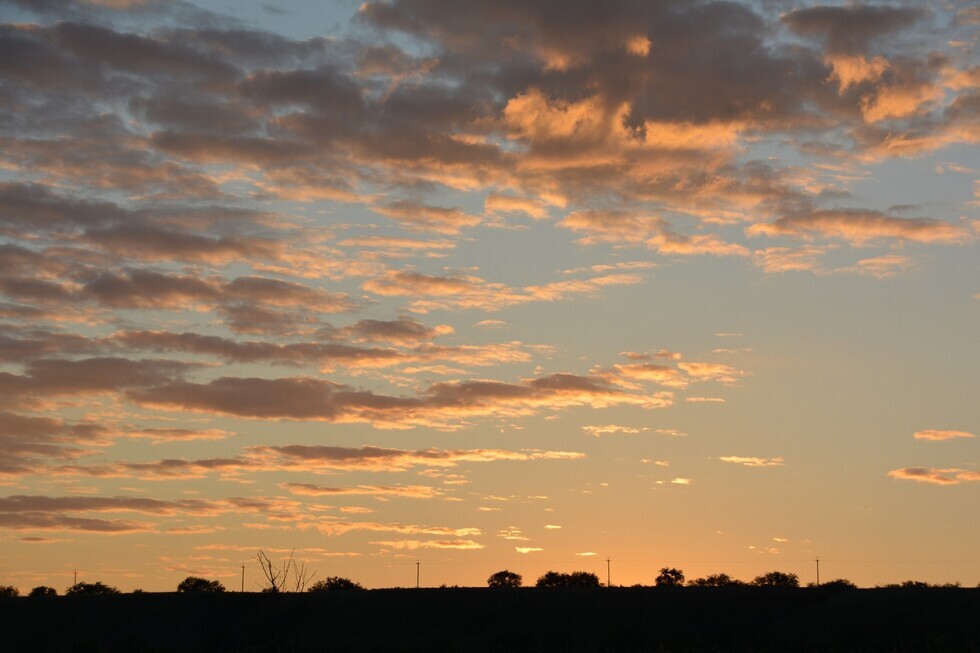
<box><xmin>126</xmin><ymin>370</ymin><xmax>666</xmax><ymax>427</ymax></box>
<box><xmin>782</xmin><ymin>5</ymin><xmax>923</xmax><ymax>55</ymax></box>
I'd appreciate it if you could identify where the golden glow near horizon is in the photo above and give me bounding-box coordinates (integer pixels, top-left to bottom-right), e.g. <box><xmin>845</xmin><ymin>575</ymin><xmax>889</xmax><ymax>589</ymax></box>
<box><xmin>0</xmin><ymin>0</ymin><xmax>977</xmax><ymax>592</ymax></box>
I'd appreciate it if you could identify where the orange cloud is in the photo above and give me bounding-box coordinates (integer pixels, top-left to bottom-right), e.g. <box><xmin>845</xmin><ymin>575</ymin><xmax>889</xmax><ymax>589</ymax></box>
<box><xmin>836</xmin><ymin>254</ymin><xmax>912</xmax><ymax>279</ymax></box>
<box><xmin>313</xmin><ymin>519</ymin><xmax>480</xmax><ymax>537</ymax></box>
<box><xmin>371</xmin><ymin>539</ymin><xmax>483</xmax><ymax>550</ymax></box>
<box><xmin>484</xmin><ymin>193</ymin><xmax>549</xmax><ymax>219</ymax></box>
<box><xmin>677</xmin><ymin>362</ymin><xmax>746</xmax><ymax>384</ymax></box>
<box><xmin>888</xmin><ymin>468</ymin><xmax>980</xmax><ymax>485</ymax></box>
<box><xmin>125</xmin><ymin>428</ymin><xmax>234</xmax><ymax>443</ymax></box>
<box><xmin>581</xmin><ymin>425</ymin><xmax>649</xmax><ymax>437</ymax></box>
<box><xmin>913</xmin><ymin>430</ymin><xmax>976</xmax><ymax>441</ymax></box>
<box><xmin>247</xmin><ymin>445</ymin><xmax>585</xmax><ymax>473</ymax></box>
<box><xmin>748</xmin><ymin>210</ymin><xmax>970</xmax><ymax>245</ymax></box>
<box><xmin>363</xmin><ymin>269</ymin><xmax>642</xmax><ymax>313</ymax></box>
<box><xmin>825</xmin><ymin>54</ymin><xmax>890</xmax><ymax>93</ymax></box>
<box><xmin>280</xmin><ymin>483</ymin><xmax>443</xmax><ymax>498</ymax></box>
<box><xmin>372</xmin><ymin>201</ymin><xmax>481</xmax><ymax>234</ymax></box>
<box><xmin>718</xmin><ymin>456</ymin><xmax>784</xmax><ymax>467</ymax></box>
<box><xmin>559</xmin><ymin>210</ymin><xmax>748</xmax><ymax>256</ymax></box>
<box><xmin>753</xmin><ymin>246</ymin><xmax>826</xmax><ymax>273</ymax></box>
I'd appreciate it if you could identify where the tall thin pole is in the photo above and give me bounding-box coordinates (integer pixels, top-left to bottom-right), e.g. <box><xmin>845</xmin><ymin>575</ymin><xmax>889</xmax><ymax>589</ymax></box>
<box><xmin>73</xmin><ymin>570</ymin><xmax>77</xmax><ymax>586</ymax></box>
<box><xmin>416</xmin><ymin>561</ymin><xmax>420</xmax><ymax>589</ymax></box>
<box><xmin>815</xmin><ymin>557</ymin><xmax>820</xmax><ymax>586</ymax></box>
<box><xmin>241</xmin><ymin>565</ymin><xmax>246</xmax><ymax>592</ymax></box>
<box><xmin>606</xmin><ymin>558</ymin><xmax>611</xmax><ymax>588</ymax></box>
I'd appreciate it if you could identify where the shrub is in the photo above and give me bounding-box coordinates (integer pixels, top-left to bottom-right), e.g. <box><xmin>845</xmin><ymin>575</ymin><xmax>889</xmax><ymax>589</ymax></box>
<box><xmin>177</xmin><ymin>577</ymin><xmax>226</xmax><ymax>592</ymax></box>
<box><xmin>307</xmin><ymin>576</ymin><xmax>364</xmax><ymax>592</ymax></box>
<box><xmin>0</xmin><ymin>585</ymin><xmax>19</xmax><ymax>597</ymax></box>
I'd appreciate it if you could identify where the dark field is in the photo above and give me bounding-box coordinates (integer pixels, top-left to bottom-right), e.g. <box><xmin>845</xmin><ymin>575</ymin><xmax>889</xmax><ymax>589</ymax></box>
<box><xmin>2</xmin><ymin>587</ymin><xmax>977</xmax><ymax>652</ymax></box>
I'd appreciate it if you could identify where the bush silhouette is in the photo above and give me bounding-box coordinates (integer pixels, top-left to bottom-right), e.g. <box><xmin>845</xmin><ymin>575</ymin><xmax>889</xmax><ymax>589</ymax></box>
<box><xmin>0</xmin><ymin>585</ymin><xmax>19</xmax><ymax>597</ymax></box>
<box><xmin>308</xmin><ymin>577</ymin><xmax>364</xmax><ymax>592</ymax></box>
<box><xmin>487</xmin><ymin>570</ymin><xmax>522</xmax><ymax>588</ymax></box>
<box><xmin>689</xmin><ymin>573</ymin><xmax>745</xmax><ymax>587</ymax></box>
<box><xmin>655</xmin><ymin>567</ymin><xmax>685</xmax><ymax>587</ymax></box>
<box><xmin>536</xmin><ymin>571</ymin><xmax>600</xmax><ymax>588</ymax></box>
<box><xmin>811</xmin><ymin>578</ymin><xmax>857</xmax><ymax>590</ymax></box>
<box><xmin>177</xmin><ymin>576</ymin><xmax>226</xmax><ymax>592</ymax></box>
<box><xmin>28</xmin><ymin>586</ymin><xmax>57</xmax><ymax>597</ymax></box>
<box><xmin>66</xmin><ymin>581</ymin><xmax>120</xmax><ymax>595</ymax></box>
<box><xmin>752</xmin><ymin>571</ymin><xmax>799</xmax><ymax>587</ymax></box>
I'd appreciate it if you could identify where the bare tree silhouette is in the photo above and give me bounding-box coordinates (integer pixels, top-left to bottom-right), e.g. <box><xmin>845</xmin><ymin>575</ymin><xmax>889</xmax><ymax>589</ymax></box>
<box><xmin>257</xmin><ymin>549</ymin><xmax>314</xmax><ymax>593</ymax></box>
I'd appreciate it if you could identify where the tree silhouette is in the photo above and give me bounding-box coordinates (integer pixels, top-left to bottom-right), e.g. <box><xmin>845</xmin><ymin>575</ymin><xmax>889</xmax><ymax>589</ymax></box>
<box><xmin>689</xmin><ymin>573</ymin><xmax>744</xmax><ymax>587</ymax></box>
<box><xmin>308</xmin><ymin>577</ymin><xmax>364</xmax><ymax>592</ymax></box>
<box><xmin>28</xmin><ymin>586</ymin><xmax>57</xmax><ymax>597</ymax></box>
<box><xmin>567</xmin><ymin>572</ymin><xmax>600</xmax><ymax>588</ymax></box>
<box><xmin>66</xmin><ymin>581</ymin><xmax>120</xmax><ymax>595</ymax></box>
<box><xmin>0</xmin><ymin>585</ymin><xmax>19</xmax><ymax>597</ymax></box>
<box><xmin>256</xmin><ymin>549</ymin><xmax>313</xmax><ymax>593</ymax></box>
<box><xmin>535</xmin><ymin>571</ymin><xmax>600</xmax><ymax>588</ymax></box>
<box><xmin>177</xmin><ymin>576</ymin><xmax>226</xmax><ymax>592</ymax></box>
<box><xmin>487</xmin><ymin>570</ymin><xmax>522</xmax><ymax>588</ymax></box>
<box><xmin>655</xmin><ymin>568</ymin><xmax>685</xmax><ymax>587</ymax></box>
<box><xmin>752</xmin><ymin>571</ymin><xmax>799</xmax><ymax>587</ymax></box>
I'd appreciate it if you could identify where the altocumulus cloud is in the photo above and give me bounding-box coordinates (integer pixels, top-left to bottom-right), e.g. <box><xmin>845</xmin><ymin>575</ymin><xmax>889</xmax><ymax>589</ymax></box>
<box><xmin>0</xmin><ymin>0</ymin><xmax>976</xmax><ymax>585</ymax></box>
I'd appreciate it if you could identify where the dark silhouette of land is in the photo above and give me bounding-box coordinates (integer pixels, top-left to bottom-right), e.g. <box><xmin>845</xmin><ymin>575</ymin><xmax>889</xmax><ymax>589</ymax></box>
<box><xmin>2</xmin><ymin>586</ymin><xmax>978</xmax><ymax>652</ymax></box>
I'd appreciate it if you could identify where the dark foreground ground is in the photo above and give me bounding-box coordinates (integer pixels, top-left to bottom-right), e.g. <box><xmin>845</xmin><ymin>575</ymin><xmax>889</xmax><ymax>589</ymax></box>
<box><xmin>2</xmin><ymin>587</ymin><xmax>978</xmax><ymax>652</ymax></box>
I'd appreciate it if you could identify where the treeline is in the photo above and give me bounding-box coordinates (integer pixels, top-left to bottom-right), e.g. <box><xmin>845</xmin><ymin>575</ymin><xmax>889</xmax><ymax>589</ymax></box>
<box><xmin>491</xmin><ymin>567</ymin><xmax>971</xmax><ymax>590</ymax></box>
<box><xmin>1</xmin><ymin>567</ymin><xmax>972</xmax><ymax>597</ymax></box>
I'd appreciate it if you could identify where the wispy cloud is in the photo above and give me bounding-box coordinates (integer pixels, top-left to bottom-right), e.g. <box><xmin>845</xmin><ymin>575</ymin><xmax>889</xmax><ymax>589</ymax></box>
<box><xmin>913</xmin><ymin>430</ymin><xmax>975</xmax><ymax>441</ymax></box>
<box><xmin>371</xmin><ymin>539</ymin><xmax>483</xmax><ymax>550</ymax></box>
<box><xmin>582</xmin><ymin>424</ymin><xmax>649</xmax><ymax>437</ymax></box>
<box><xmin>888</xmin><ymin>468</ymin><xmax>980</xmax><ymax>485</ymax></box>
<box><xmin>280</xmin><ymin>483</ymin><xmax>443</xmax><ymax>499</ymax></box>
<box><xmin>718</xmin><ymin>456</ymin><xmax>784</xmax><ymax>467</ymax></box>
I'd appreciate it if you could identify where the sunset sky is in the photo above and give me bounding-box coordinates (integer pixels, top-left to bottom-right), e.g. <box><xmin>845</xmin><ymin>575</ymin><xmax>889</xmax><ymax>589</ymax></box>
<box><xmin>1</xmin><ymin>0</ymin><xmax>977</xmax><ymax>592</ymax></box>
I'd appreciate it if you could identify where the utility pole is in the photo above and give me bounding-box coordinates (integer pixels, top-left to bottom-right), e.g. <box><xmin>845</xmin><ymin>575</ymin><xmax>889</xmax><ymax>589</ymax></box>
<box><xmin>815</xmin><ymin>557</ymin><xmax>820</xmax><ymax>586</ymax></box>
<box><xmin>606</xmin><ymin>558</ymin><xmax>611</xmax><ymax>588</ymax></box>
<box><xmin>416</xmin><ymin>561</ymin><xmax>420</xmax><ymax>588</ymax></box>
<box><xmin>73</xmin><ymin>570</ymin><xmax>77</xmax><ymax>586</ymax></box>
<box><xmin>241</xmin><ymin>565</ymin><xmax>246</xmax><ymax>592</ymax></box>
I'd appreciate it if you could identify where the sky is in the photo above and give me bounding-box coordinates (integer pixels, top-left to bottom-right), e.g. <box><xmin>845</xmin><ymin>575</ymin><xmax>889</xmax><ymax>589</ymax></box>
<box><xmin>0</xmin><ymin>0</ymin><xmax>977</xmax><ymax>592</ymax></box>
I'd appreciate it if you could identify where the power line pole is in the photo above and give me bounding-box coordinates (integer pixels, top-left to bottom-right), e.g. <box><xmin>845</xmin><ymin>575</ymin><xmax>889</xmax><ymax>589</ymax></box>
<box><xmin>416</xmin><ymin>561</ymin><xmax>420</xmax><ymax>589</ymax></box>
<box><xmin>606</xmin><ymin>558</ymin><xmax>611</xmax><ymax>588</ymax></box>
<box><xmin>241</xmin><ymin>565</ymin><xmax>245</xmax><ymax>592</ymax></box>
<box><xmin>815</xmin><ymin>557</ymin><xmax>820</xmax><ymax>586</ymax></box>
<box><xmin>73</xmin><ymin>570</ymin><xmax>77</xmax><ymax>586</ymax></box>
